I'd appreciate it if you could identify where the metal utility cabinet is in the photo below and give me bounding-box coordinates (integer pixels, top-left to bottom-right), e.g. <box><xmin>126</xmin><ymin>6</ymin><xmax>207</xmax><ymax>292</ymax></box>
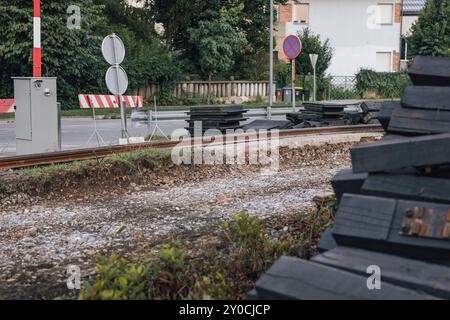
<box><xmin>13</xmin><ymin>77</ymin><xmax>61</xmax><ymax>155</ymax></box>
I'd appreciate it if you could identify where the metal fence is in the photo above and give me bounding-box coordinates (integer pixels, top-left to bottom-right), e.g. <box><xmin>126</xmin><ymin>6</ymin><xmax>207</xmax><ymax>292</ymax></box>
<box><xmin>327</xmin><ymin>76</ymin><xmax>359</xmax><ymax>100</ymax></box>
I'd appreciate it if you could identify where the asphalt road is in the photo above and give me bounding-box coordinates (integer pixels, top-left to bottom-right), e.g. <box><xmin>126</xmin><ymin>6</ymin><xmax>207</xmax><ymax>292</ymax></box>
<box><xmin>0</xmin><ymin>118</ymin><xmax>187</xmax><ymax>156</ymax></box>
<box><xmin>0</xmin><ymin>108</ymin><xmax>289</xmax><ymax>156</ymax></box>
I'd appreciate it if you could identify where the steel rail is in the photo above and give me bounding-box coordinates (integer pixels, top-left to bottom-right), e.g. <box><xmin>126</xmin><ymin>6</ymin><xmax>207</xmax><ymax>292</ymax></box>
<box><xmin>0</xmin><ymin>125</ymin><xmax>383</xmax><ymax>170</ymax></box>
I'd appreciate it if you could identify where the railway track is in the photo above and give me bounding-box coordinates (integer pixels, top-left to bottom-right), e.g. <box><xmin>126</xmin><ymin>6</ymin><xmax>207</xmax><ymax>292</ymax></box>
<box><xmin>0</xmin><ymin>124</ymin><xmax>383</xmax><ymax>170</ymax></box>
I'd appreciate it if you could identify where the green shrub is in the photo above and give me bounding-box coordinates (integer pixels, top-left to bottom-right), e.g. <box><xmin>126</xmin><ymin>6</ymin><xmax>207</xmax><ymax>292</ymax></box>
<box><xmin>275</xmin><ymin>63</ymin><xmax>291</xmax><ymax>88</ymax></box>
<box><xmin>0</xmin><ymin>178</ymin><xmax>5</xmax><ymax>193</ymax></box>
<box><xmin>220</xmin><ymin>211</ymin><xmax>290</xmax><ymax>272</ymax></box>
<box><xmin>191</xmin><ymin>272</ymin><xmax>229</xmax><ymax>300</ymax></box>
<box><xmin>151</xmin><ymin>240</ymin><xmax>194</xmax><ymax>299</ymax></box>
<box><xmin>181</xmin><ymin>94</ymin><xmax>217</xmax><ymax>106</ymax></box>
<box><xmin>80</xmin><ymin>240</ymin><xmax>193</xmax><ymax>300</ymax></box>
<box><xmin>79</xmin><ymin>208</ymin><xmax>333</xmax><ymax>300</ymax></box>
<box><xmin>79</xmin><ymin>254</ymin><xmax>151</xmax><ymax>300</ymax></box>
<box><xmin>295</xmin><ymin>195</ymin><xmax>337</xmax><ymax>258</ymax></box>
<box><xmin>356</xmin><ymin>69</ymin><xmax>411</xmax><ymax>99</ymax></box>
<box><xmin>328</xmin><ymin>85</ymin><xmax>360</xmax><ymax>100</ymax></box>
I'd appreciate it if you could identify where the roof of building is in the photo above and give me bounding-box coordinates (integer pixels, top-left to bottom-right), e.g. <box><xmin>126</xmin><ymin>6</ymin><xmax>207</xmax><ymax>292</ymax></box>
<box><xmin>403</xmin><ymin>0</ymin><xmax>427</xmax><ymax>15</ymax></box>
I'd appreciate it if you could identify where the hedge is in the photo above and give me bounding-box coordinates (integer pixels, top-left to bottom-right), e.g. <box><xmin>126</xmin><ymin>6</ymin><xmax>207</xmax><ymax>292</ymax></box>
<box><xmin>355</xmin><ymin>69</ymin><xmax>411</xmax><ymax>99</ymax></box>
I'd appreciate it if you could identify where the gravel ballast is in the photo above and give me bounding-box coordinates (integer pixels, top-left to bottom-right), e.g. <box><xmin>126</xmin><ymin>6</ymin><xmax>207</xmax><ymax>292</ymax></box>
<box><xmin>0</xmin><ymin>141</ymin><xmax>361</xmax><ymax>299</ymax></box>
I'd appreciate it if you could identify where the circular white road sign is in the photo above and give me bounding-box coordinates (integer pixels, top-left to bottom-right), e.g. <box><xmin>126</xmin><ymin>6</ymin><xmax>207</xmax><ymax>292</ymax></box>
<box><xmin>102</xmin><ymin>34</ymin><xmax>125</xmax><ymax>65</ymax></box>
<box><xmin>105</xmin><ymin>66</ymin><xmax>128</xmax><ymax>95</ymax></box>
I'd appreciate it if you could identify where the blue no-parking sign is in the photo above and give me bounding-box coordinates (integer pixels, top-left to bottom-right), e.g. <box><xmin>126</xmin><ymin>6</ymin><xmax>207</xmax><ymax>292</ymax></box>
<box><xmin>283</xmin><ymin>35</ymin><xmax>302</xmax><ymax>60</ymax></box>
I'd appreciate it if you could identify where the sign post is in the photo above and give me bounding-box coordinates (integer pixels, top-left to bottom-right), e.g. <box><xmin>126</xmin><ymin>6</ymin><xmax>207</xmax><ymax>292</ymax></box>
<box><xmin>102</xmin><ymin>34</ymin><xmax>129</xmax><ymax>139</ymax></box>
<box><xmin>33</xmin><ymin>0</ymin><xmax>41</xmax><ymax>77</ymax></box>
<box><xmin>268</xmin><ymin>0</ymin><xmax>274</xmax><ymax>120</ymax></box>
<box><xmin>309</xmin><ymin>54</ymin><xmax>319</xmax><ymax>102</ymax></box>
<box><xmin>283</xmin><ymin>35</ymin><xmax>302</xmax><ymax>112</ymax></box>
<box><xmin>291</xmin><ymin>59</ymin><xmax>296</xmax><ymax>112</ymax></box>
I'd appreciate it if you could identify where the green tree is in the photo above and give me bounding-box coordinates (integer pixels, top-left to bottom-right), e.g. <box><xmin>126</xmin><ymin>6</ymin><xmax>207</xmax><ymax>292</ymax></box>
<box><xmin>0</xmin><ymin>0</ymin><xmax>105</xmax><ymax>107</ymax></box>
<box><xmin>148</xmin><ymin>0</ymin><xmax>291</xmax><ymax>80</ymax></box>
<box><xmin>282</xmin><ymin>28</ymin><xmax>333</xmax><ymax>100</ymax></box>
<box><xmin>93</xmin><ymin>0</ymin><xmax>180</xmax><ymax>105</ymax></box>
<box><xmin>294</xmin><ymin>28</ymin><xmax>333</xmax><ymax>81</ymax></box>
<box><xmin>188</xmin><ymin>6</ymin><xmax>247</xmax><ymax>102</ymax></box>
<box><xmin>408</xmin><ymin>0</ymin><xmax>450</xmax><ymax>58</ymax></box>
<box><xmin>0</xmin><ymin>0</ymin><xmax>179</xmax><ymax>107</ymax></box>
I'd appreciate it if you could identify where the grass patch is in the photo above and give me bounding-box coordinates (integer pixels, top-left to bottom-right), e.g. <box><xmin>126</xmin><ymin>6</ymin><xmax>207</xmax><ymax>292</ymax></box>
<box><xmin>102</xmin><ymin>148</ymin><xmax>171</xmax><ymax>173</ymax></box>
<box><xmin>61</xmin><ymin>109</ymin><xmax>133</xmax><ymax>118</ymax></box>
<box><xmin>79</xmin><ymin>201</ymin><xmax>336</xmax><ymax>300</ymax></box>
<box><xmin>8</xmin><ymin>148</ymin><xmax>172</xmax><ymax>199</ymax></box>
<box><xmin>145</xmin><ymin>135</ymin><xmax>170</xmax><ymax>142</ymax></box>
<box><xmin>297</xmin><ymin>194</ymin><xmax>337</xmax><ymax>258</ymax></box>
<box><xmin>0</xmin><ymin>114</ymin><xmax>14</xmax><ymax>120</ymax></box>
<box><xmin>20</xmin><ymin>148</ymin><xmax>171</xmax><ymax>177</ymax></box>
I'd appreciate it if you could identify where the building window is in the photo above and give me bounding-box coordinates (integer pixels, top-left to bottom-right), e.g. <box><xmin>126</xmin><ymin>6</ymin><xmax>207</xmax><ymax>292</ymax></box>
<box><xmin>294</xmin><ymin>3</ymin><xmax>309</xmax><ymax>24</ymax></box>
<box><xmin>376</xmin><ymin>52</ymin><xmax>392</xmax><ymax>72</ymax></box>
<box><xmin>400</xmin><ymin>38</ymin><xmax>408</xmax><ymax>60</ymax></box>
<box><xmin>377</xmin><ymin>3</ymin><xmax>394</xmax><ymax>25</ymax></box>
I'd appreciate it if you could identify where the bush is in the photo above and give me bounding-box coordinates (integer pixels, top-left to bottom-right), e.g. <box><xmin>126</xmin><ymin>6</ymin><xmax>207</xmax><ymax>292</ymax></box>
<box><xmin>79</xmin><ymin>201</ymin><xmax>337</xmax><ymax>300</ymax></box>
<box><xmin>220</xmin><ymin>212</ymin><xmax>289</xmax><ymax>274</ymax></box>
<box><xmin>79</xmin><ymin>254</ymin><xmax>151</xmax><ymax>300</ymax></box>
<box><xmin>79</xmin><ymin>211</ymin><xmax>294</xmax><ymax>300</ymax></box>
<box><xmin>296</xmin><ymin>195</ymin><xmax>337</xmax><ymax>258</ymax></box>
<box><xmin>275</xmin><ymin>63</ymin><xmax>292</xmax><ymax>88</ymax></box>
<box><xmin>301</xmin><ymin>76</ymin><xmax>334</xmax><ymax>101</ymax></box>
<box><xmin>328</xmin><ymin>85</ymin><xmax>360</xmax><ymax>100</ymax></box>
<box><xmin>355</xmin><ymin>69</ymin><xmax>411</xmax><ymax>99</ymax></box>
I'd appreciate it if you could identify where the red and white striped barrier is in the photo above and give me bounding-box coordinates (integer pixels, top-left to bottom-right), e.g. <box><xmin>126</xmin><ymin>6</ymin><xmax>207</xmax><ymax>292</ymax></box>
<box><xmin>0</xmin><ymin>99</ymin><xmax>15</xmax><ymax>113</ymax></box>
<box><xmin>33</xmin><ymin>0</ymin><xmax>41</xmax><ymax>77</ymax></box>
<box><xmin>78</xmin><ymin>95</ymin><xmax>143</xmax><ymax>109</ymax></box>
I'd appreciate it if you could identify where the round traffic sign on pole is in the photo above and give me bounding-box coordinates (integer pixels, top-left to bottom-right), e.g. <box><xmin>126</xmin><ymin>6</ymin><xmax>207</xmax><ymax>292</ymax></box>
<box><xmin>105</xmin><ymin>66</ymin><xmax>128</xmax><ymax>95</ymax></box>
<box><xmin>102</xmin><ymin>33</ymin><xmax>129</xmax><ymax>139</ymax></box>
<box><xmin>102</xmin><ymin>34</ymin><xmax>126</xmax><ymax>65</ymax></box>
<box><xmin>283</xmin><ymin>35</ymin><xmax>302</xmax><ymax>60</ymax></box>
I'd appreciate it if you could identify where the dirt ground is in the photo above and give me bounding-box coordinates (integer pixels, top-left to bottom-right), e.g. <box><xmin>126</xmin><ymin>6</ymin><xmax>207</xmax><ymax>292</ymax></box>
<box><xmin>0</xmin><ymin>142</ymin><xmax>358</xmax><ymax>299</ymax></box>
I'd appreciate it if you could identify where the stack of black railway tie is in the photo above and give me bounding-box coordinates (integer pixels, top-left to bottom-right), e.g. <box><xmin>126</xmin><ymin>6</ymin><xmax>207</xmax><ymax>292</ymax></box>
<box><xmin>186</xmin><ymin>105</ymin><xmax>248</xmax><ymax>135</ymax></box>
<box><xmin>287</xmin><ymin>102</ymin><xmax>347</xmax><ymax>128</ymax></box>
<box><xmin>357</xmin><ymin>101</ymin><xmax>382</xmax><ymax>125</ymax></box>
<box><xmin>251</xmin><ymin>56</ymin><xmax>450</xmax><ymax>300</ymax></box>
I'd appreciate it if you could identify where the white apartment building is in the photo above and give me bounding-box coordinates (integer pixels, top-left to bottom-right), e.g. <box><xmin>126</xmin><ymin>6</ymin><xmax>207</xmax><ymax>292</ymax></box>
<box><xmin>275</xmin><ymin>0</ymin><xmax>405</xmax><ymax>76</ymax></box>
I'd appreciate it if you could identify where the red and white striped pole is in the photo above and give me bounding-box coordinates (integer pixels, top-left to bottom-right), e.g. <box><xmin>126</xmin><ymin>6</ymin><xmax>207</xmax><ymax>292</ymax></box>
<box><xmin>33</xmin><ymin>0</ymin><xmax>42</xmax><ymax>77</ymax></box>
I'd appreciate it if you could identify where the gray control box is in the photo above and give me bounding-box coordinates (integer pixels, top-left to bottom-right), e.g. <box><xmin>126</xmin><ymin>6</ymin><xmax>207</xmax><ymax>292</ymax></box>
<box><xmin>13</xmin><ymin>77</ymin><xmax>61</xmax><ymax>155</ymax></box>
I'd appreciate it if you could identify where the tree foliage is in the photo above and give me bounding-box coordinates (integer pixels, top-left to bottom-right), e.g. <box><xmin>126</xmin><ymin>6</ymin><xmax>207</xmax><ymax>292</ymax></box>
<box><xmin>93</xmin><ymin>0</ymin><xmax>180</xmax><ymax>105</ymax></box>
<box><xmin>188</xmin><ymin>6</ymin><xmax>247</xmax><ymax>79</ymax></box>
<box><xmin>0</xmin><ymin>0</ymin><xmax>105</xmax><ymax>107</ymax></box>
<box><xmin>273</xmin><ymin>28</ymin><xmax>333</xmax><ymax>99</ymax></box>
<box><xmin>408</xmin><ymin>0</ymin><xmax>450</xmax><ymax>58</ymax></box>
<box><xmin>0</xmin><ymin>0</ymin><xmax>179</xmax><ymax>108</ymax></box>
<box><xmin>294</xmin><ymin>28</ymin><xmax>333</xmax><ymax>79</ymax></box>
<box><xmin>148</xmin><ymin>0</ymin><xmax>290</xmax><ymax>80</ymax></box>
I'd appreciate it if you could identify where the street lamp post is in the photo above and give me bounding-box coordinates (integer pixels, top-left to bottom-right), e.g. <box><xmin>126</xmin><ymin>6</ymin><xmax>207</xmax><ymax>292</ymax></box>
<box><xmin>33</xmin><ymin>0</ymin><xmax>42</xmax><ymax>77</ymax></box>
<box><xmin>268</xmin><ymin>0</ymin><xmax>274</xmax><ymax>119</ymax></box>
